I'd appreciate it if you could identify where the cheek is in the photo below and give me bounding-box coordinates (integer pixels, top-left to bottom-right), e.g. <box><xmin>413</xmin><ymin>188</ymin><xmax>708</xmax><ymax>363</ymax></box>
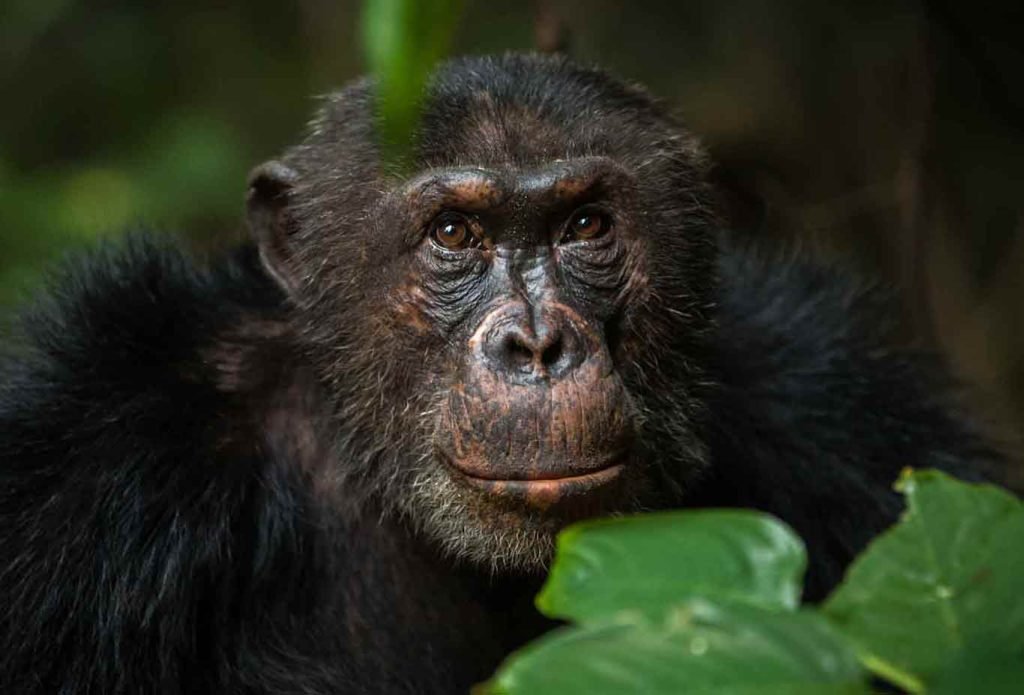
<box><xmin>384</xmin><ymin>254</ymin><xmax>490</xmax><ymax>339</ymax></box>
<box><xmin>372</xmin><ymin>267</ymin><xmax>482</xmax><ymax>402</ymax></box>
<box><xmin>560</xmin><ymin>239</ymin><xmax>648</xmax><ymax>310</ymax></box>
<box><xmin>559</xmin><ymin>240</ymin><xmax>651</xmax><ymax>358</ymax></box>
<box><xmin>388</xmin><ymin>280</ymin><xmax>434</xmax><ymax>336</ymax></box>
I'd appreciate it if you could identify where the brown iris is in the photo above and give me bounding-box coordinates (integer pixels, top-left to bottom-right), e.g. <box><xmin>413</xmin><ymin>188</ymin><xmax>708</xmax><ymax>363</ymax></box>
<box><xmin>430</xmin><ymin>213</ymin><xmax>480</xmax><ymax>251</ymax></box>
<box><xmin>565</xmin><ymin>210</ymin><xmax>611</xmax><ymax>241</ymax></box>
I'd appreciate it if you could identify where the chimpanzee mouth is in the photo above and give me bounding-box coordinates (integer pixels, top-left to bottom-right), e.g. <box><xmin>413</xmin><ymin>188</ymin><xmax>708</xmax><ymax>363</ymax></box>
<box><xmin>442</xmin><ymin>454</ymin><xmax>627</xmax><ymax>508</ymax></box>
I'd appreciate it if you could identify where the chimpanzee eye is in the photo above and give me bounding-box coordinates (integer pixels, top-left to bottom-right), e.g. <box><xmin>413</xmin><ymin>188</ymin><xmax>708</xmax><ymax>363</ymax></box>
<box><xmin>564</xmin><ymin>209</ymin><xmax>612</xmax><ymax>242</ymax></box>
<box><xmin>429</xmin><ymin>213</ymin><xmax>481</xmax><ymax>251</ymax></box>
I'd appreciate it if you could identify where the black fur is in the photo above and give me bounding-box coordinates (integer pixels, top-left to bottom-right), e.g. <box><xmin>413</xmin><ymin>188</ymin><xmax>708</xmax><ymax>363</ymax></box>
<box><xmin>0</xmin><ymin>54</ymin><xmax>1006</xmax><ymax>694</ymax></box>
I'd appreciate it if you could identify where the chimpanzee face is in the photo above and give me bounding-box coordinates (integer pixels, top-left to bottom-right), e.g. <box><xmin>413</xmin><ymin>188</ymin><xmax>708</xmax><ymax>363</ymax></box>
<box><xmin>247</xmin><ymin>56</ymin><xmax>717</xmax><ymax>570</ymax></box>
<box><xmin>388</xmin><ymin>158</ymin><xmax>645</xmax><ymax>507</ymax></box>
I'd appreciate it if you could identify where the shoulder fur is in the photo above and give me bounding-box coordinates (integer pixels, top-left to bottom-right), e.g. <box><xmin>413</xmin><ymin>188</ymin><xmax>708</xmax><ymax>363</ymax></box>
<box><xmin>0</xmin><ymin>235</ymin><xmax>311</xmax><ymax>691</ymax></box>
<box><xmin>703</xmin><ymin>239</ymin><xmax>1005</xmax><ymax>597</ymax></box>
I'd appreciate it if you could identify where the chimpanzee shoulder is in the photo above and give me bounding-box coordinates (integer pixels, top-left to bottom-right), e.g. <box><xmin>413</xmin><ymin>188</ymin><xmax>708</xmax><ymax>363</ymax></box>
<box><xmin>0</xmin><ymin>236</ymin><xmax>301</xmax><ymax>692</ymax></box>
<box><xmin>0</xmin><ymin>235</ymin><xmax>283</xmax><ymax>469</ymax></box>
<box><xmin>698</xmin><ymin>238</ymin><xmax>1003</xmax><ymax>597</ymax></box>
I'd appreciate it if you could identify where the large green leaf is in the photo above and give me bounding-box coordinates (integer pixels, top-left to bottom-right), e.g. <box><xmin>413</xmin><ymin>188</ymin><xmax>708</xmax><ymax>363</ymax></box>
<box><xmin>362</xmin><ymin>0</ymin><xmax>464</xmax><ymax>170</ymax></box>
<box><xmin>536</xmin><ymin>510</ymin><xmax>806</xmax><ymax>623</ymax></box>
<box><xmin>928</xmin><ymin>642</ymin><xmax>1024</xmax><ymax>695</ymax></box>
<box><xmin>484</xmin><ymin>601</ymin><xmax>869</xmax><ymax>695</ymax></box>
<box><xmin>823</xmin><ymin>469</ymin><xmax>1024</xmax><ymax>691</ymax></box>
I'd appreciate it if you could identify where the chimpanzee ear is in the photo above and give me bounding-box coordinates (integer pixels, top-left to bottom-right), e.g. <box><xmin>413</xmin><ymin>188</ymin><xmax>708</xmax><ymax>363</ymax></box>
<box><xmin>247</xmin><ymin>160</ymin><xmax>301</xmax><ymax>294</ymax></box>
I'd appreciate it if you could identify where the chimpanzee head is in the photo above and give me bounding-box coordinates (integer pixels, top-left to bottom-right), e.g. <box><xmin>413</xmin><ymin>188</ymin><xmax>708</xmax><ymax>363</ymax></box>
<box><xmin>247</xmin><ymin>54</ymin><xmax>718</xmax><ymax>571</ymax></box>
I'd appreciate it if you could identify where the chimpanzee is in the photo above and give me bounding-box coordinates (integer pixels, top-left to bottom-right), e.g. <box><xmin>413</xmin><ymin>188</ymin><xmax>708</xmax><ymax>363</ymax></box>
<box><xmin>0</xmin><ymin>53</ymin><xmax>1006</xmax><ymax>694</ymax></box>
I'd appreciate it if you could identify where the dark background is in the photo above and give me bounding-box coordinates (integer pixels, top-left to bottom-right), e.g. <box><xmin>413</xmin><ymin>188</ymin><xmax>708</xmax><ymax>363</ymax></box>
<box><xmin>1</xmin><ymin>0</ymin><xmax>1021</xmax><ymax>445</ymax></box>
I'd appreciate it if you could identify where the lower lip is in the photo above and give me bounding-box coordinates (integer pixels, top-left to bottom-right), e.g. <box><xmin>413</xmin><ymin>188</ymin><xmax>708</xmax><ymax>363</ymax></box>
<box><xmin>453</xmin><ymin>462</ymin><xmax>626</xmax><ymax>507</ymax></box>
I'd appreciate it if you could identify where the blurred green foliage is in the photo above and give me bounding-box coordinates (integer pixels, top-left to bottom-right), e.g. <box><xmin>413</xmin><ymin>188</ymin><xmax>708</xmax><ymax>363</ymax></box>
<box><xmin>363</xmin><ymin>0</ymin><xmax>465</xmax><ymax>170</ymax></box>
<box><xmin>0</xmin><ymin>0</ymin><xmax>327</xmax><ymax>305</ymax></box>
<box><xmin>0</xmin><ymin>112</ymin><xmax>246</xmax><ymax>303</ymax></box>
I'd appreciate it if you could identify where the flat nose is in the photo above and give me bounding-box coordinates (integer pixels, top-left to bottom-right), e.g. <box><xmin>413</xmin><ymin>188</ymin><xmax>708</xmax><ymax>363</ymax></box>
<box><xmin>483</xmin><ymin>312</ymin><xmax>585</xmax><ymax>383</ymax></box>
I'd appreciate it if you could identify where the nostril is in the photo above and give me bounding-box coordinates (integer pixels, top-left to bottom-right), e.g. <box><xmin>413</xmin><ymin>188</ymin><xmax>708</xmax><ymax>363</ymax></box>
<box><xmin>503</xmin><ymin>335</ymin><xmax>535</xmax><ymax>368</ymax></box>
<box><xmin>545</xmin><ymin>324</ymin><xmax>584</xmax><ymax>378</ymax></box>
<box><xmin>541</xmin><ymin>339</ymin><xmax>562</xmax><ymax>369</ymax></box>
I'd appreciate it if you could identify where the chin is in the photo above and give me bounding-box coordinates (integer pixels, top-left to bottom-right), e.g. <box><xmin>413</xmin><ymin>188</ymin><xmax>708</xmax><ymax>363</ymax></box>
<box><xmin>401</xmin><ymin>449</ymin><xmax>654</xmax><ymax>573</ymax></box>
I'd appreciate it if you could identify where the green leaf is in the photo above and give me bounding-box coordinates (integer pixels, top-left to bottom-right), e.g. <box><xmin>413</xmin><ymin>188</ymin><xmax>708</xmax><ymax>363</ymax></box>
<box><xmin>362</xmin><ymin>0</ymin><xmax>465</xmax><ymax>170</ymax></box>
<box><xmin>484</xmin><ymin>601</ymin><xmax>869</xmax><ymax>695</ymax></box>
<box><xmin>823</xmin><ymin>469</ymin><xmax>1024</xmax><ymax>690</ymax></box>
<box><xmin>929</xmin><ymin>643</ymin><xmax>1024</xmax><ymax>695</ymax></box>
<box><xmin>537</xmin><ymin>510</ymin><xmax>806</xmax><ymax>623</ymax></box>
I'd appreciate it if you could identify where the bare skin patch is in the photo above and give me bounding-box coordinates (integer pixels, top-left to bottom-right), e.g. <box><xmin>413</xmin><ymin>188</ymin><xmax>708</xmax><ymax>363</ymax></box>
<box><xmin>388</xmin><ymin>278</ymin><xmax>434</xmax><ymax>335</ymax></box>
